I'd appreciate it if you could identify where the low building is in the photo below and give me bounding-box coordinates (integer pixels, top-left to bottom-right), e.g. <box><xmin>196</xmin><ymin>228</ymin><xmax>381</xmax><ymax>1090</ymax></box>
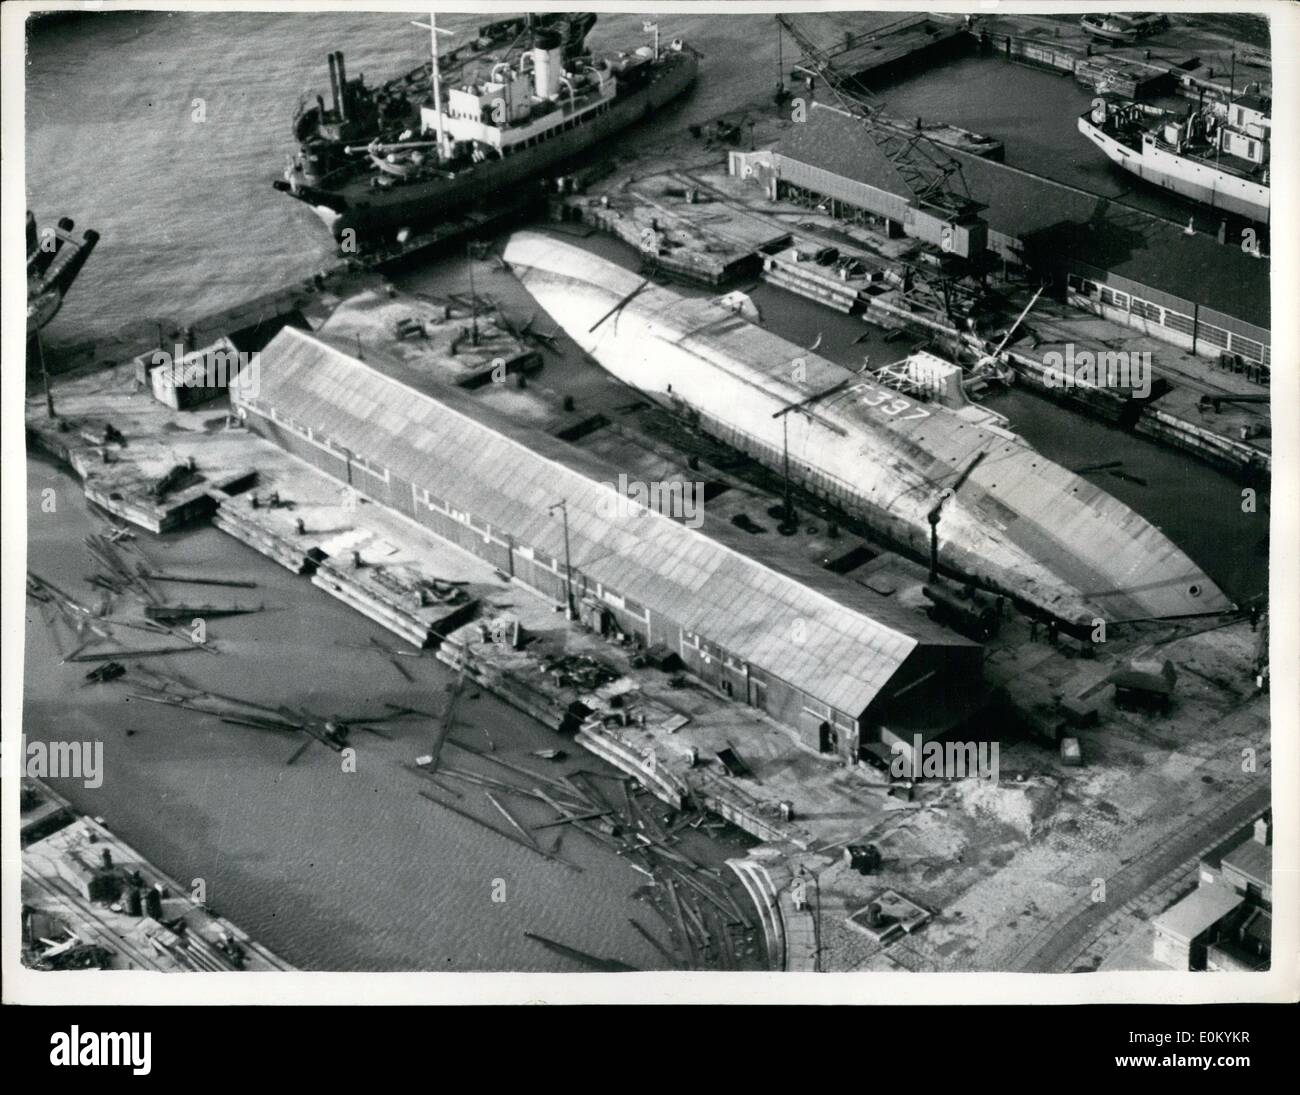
<box><xmin>1155</xmin><ymin>809</ymin><xmax>1272</xmax><ymax>970</ymax></box>
<box><xmin>145</xmin><ymin>337</ymin><xmax>251</xmax><ymax>411</ymax></box>
<box><xmin>233</xmin><ymin>328</ymin><xmax>986</xmax><ymax>763</ymax></box>
<box><xmin>1201</xmin><ymin>812</ymin><xmax>1272</xmax><ymax>909</ymax></box>
<box><xmin>1151</xmin><ymin>883</ymin><xmax>1243</xmax><ymax>970</ymax></box>
<box><xmin>62</xmin><ymin>850</ymin><xmax>119</xmax><ymax>903</ymax></box>
<box><xmin>1207</xmin><ymin>906</ymin><xmax>1271</xmax><ymax>972</ymax></box>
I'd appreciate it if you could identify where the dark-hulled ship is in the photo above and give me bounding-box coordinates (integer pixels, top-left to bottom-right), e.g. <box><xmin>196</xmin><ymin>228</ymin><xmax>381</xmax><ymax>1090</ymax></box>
<box><xmin>274</xmin><ymin>16</ymin><xmax>697</xmax><ymax>249</ymax></box>
<box><xmin>284</xmin><ymin>13</ymin><xmax>597</xmax><ymax>180</ymax></box>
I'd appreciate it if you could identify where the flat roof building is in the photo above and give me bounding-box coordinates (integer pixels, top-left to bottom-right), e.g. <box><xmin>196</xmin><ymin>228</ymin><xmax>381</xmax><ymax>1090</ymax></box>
<box><xmin>1158</xmin><ymin>809</ymin><xmax>1273</xmax><ymax>970</ymax></box>
<box><xmin>233</xmin><ymin>328</ymin><xmax>985</xmax><ymax>763</ymax></box>
<box><xmin>1152</xmin><ymin>884</ymin><xmax>1244</xmax><ymax>971</ymax></box>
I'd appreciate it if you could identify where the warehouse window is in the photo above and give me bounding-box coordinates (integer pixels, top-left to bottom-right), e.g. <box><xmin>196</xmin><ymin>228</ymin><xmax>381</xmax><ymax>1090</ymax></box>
<box><xmin>1231</xmin><ymin>335</ymin><xmax>1264</xmax><ymax>362</ymax></box>
<box><xmin>1130</xmin><ymin>298</ymin><xmax>1162</xmax><ymax>322</ymax></box>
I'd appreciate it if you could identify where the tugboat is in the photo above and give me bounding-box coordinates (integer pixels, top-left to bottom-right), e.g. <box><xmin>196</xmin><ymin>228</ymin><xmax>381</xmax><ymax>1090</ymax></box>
<box><xmin>274</xmin><ymin>16</ymin><xmax>697</xmax><ymax>250</ymax></box>
<box><xmin>1078</xmin><ymin>92</ymin><xmax>1270</xmax><ymax>223</ymax></box>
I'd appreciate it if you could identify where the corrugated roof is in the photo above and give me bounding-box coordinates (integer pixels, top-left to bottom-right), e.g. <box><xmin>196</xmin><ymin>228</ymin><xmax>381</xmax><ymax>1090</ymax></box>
<box><xmin>778</xmin><ymin>102</ymin><xmax>917</xmax><ymax>201</ymax></box>
<box><xmin>779</xmin><ymin>102</ymin><xmax>1270</xmax><ymax>330</ymax></box>
<box><xmin>239</xmin><ymin>327</ymin><xmax>975</xmax><ymax>716</ymax></box>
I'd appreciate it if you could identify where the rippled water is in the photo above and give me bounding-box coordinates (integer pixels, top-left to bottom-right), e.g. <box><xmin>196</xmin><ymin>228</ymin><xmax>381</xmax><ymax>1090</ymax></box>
<box><xmin>25</xmin><ymin>8</ymin><xmax>779</xmax><ymax>347</ymax></box>
<box><xmin>23</xmin><ymin>10</ymin><xmax>1266</xmax><ymax>970</ymax></box>
<box><xmin>24</xmin><ymin>454</ymin><xmax>759</xmax><ymax>971</ymax></box>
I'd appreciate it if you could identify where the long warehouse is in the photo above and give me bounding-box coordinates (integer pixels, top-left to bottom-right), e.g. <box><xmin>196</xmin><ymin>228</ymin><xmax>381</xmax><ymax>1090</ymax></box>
<box><xmin>232</xmin><ymin>326</ymin><xmax>986</xmax><ymax>763</ymax></box>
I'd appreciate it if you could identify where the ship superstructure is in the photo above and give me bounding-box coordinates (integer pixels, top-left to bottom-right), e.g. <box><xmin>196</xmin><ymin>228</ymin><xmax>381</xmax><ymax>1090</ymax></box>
<box><xmin>505</xmin><ymin>231</ymin><xmax>1233</xmax><ymax>629</ymax></box>
<box><xmin>286</xmin><ymin>13</ymin><xmax>597</xmax><ymax>191</ymax></box>
<box><xmin>275</xmin><ymin>17</ymin><xmax>696</xmax><ymax>247</ymax></box>
<box><xmin>1078</xmin><ymin>93</ymin><xmax>1270</xmax><ymax>223</ymax></box>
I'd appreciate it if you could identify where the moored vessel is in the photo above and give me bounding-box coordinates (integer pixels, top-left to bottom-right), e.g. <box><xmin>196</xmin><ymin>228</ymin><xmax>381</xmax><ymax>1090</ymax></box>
<box><xmin>275</xmin><ymin>17</ymin><xmax>697</xmax><ymax>249</ymax></box>
<box><xmin>1078</xmin><ymin>93</ymin><xmax>1270</xmax><ymax>223</ymax></box>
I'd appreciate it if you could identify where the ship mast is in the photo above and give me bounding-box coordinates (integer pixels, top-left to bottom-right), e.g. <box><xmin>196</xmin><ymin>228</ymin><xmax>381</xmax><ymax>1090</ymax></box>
<box><xmin>643</xmin><ymin>18</ymin><xmax>660</xmax><ymax>61</ymax></box>
<box><xmin>411</xmin><ymin>11</ymin><xmax>452</xmax><ymax>155</ymax></box>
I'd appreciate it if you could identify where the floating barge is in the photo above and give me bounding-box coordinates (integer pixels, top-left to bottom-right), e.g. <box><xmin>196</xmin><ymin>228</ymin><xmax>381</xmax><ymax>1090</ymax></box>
<box><xmin>21</xmin><ymin>782</ymin><xmax>293</xmax><ymax>972</ymax></box>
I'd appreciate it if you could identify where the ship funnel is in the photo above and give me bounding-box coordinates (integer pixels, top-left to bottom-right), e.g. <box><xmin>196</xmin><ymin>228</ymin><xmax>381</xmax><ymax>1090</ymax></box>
<box><xmin>328</xmin><ymin>52</ymin><xmax>341</xmax><ymax>117</ymax></box>
<box><xmin>531</xmin><ymin>30</ymin><xmax>564</xmax><ymax>99</ymax></box>
<box><xmin>334</xmin><ymin>51</ymin><xmax>349</xmax><ymax>120</ymax></box>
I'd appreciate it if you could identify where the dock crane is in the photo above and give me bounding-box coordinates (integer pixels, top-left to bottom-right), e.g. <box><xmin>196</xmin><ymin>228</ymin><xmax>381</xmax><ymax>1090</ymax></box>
<box><xmin>775</xmin><ymin>14</ymin><xmax>990</xmax><ymax>332</ymax></box>
<box><xmin>774</xmin><ymin>14</ymin><xmax>979</xmax><ymax>215</ymax></box>
<box><xmin>921</xmin><ymin>449</ymin><xmax>1004</xmax><ymax>640</ymax></box>
<box><xmin>968</xmin><ymin>284</ymin><xmax>1044</xmax><ymax>385</ymax></box>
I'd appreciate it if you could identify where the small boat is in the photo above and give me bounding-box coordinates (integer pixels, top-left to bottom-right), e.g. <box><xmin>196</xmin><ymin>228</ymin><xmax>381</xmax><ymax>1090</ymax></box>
<box><xmin>1080</xmin><ymin>14</ymin><xmax>1139</xmax><ymax>44</ymax></box>
<box><xmin>531</xmin><ymin>748</ymin><xmax>566</xmax><ymax>761</ymax></box>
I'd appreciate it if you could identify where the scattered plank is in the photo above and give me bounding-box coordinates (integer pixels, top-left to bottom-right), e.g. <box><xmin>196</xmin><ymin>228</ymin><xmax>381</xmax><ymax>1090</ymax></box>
<box><xmin>629</xmin><ymin>918</ymin><xmax>681</xmax><ymax>969</ymax></box>
<box><xmin>138</xmin><ymin>572</ymin><xmax>257</xmax><ymax>588</ymax></box>
<box><xmin>522</xmin><ymin>931</ymin><xmax>639</xmax><ymax>973</ymax></box>
<box><xmin>664</xmin><ymin>879</ymin><xmax>696</xmax><ymax>966</ymax></box>
<box><xmin>417</xmin><ymin>789</ymin><xmax>582</xmax><ymax>873</ymax></box>
<box><xmin>66</xmin><ymin>646</ymin><xmax>205</xmax><ymax>662</ymax></box>
<box><xmin>485</xmin><ymin>791</ymin><xmax>541</xmax><ymax>851</ymax></box>
<box><xmin>532</xmin><ymin>809</ymin><xmax>613</xmax><ymax>831</ymax></box>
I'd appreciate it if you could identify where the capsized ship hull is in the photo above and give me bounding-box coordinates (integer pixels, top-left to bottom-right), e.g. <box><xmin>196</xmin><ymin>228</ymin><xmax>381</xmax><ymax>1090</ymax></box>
<box><xmin>1078</xmin><ymin>111</ymin><xmax>1270</xmax><ymax>223</ymax></box>
<box><xmin>505</xmin><ymin>231</ymin><xmax>1233</xmax><ymax>628</ymax></box>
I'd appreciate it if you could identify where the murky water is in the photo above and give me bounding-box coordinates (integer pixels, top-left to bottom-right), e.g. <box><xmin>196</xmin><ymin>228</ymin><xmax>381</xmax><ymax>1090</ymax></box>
<box><xmin>24</xmin><ymin>455</ymin><xmax>759</xmax><ymax>971</ymax></box>
<box><xmin>874</xmin><ymin>52</ymin><xmax>1261</xmax><ymax>237</ymax></box>
<box><xmin>23</xmin><ymin>10</ymin><xmax>1266</xmax><ymax>970</ymax></box>
<box><xmin>25</xmin><ymin>9</ymin><xmax>777</xmax><ymax>348</ymax></box>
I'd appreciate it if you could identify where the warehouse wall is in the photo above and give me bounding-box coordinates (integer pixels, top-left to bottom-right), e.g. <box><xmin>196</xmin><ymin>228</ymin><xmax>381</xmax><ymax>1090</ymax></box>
<box><xmin>238</xmin><ymin>396</ymin><xmax>869</xmax><ymax>753</ymax></box>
